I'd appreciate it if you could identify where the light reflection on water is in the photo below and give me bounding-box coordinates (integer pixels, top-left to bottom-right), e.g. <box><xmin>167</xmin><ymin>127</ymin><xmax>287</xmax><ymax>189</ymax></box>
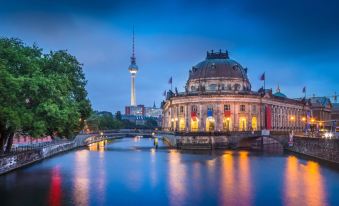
<box><xmin>0</xmin><ymin>138</ymin><xmax>338</xmax><ymax>206</ymax></box>
<box><xmin>73</xmin><ymin>150</ymin><xmax>89</xmax><ymax>206</ymax></box>
<box><xmin>168</xmin><ymin>149</ymin><xmax>187</xmax><ymax>206</ymax></box>
<box><xmin>238</xmin><ymin>151</ymin><xmax>252</xmax><ymax>206</ymax></box>
<box><xmin>219</xmin><ymin>151</ymin><xmax>252</xmax><ymax>205</ymax></box>
<box><xmin>220</xmin><ymin>151</ymin><xmax>235</xmax><ymax>205</ymax></box>
<box><xmin>150</xmin><ymin>147</ymin><xmax>158</xmax><ymax>187</ymax></box>
<box><xmin>284</xmin><ymin>156</ymin><xmax>327</xmax><ymax>206</ymax></box>
<box><xmin>48</xmin><ymin>166</ymin><xmax>62</xmax><ymax>206</ymax></box>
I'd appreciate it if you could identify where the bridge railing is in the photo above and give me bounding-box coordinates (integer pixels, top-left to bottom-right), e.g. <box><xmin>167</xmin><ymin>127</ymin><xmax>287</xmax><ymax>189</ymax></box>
<box><xmin>1</xmin><ymin>140</ymin><xmax>72</xmax><ymax>157</ymax></box>
<box><xmin>89</xmin><ymin>129</ymin><xmax>158</xmax><ymax>135</ymax></box>
<box><xmin>174</xmin><ymin>131</ymin><xmax>261</xmax><ymax>137</ymax></box>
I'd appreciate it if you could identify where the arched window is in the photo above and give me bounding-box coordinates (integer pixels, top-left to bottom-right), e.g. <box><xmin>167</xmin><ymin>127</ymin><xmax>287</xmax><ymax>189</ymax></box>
<box><xmin>239</xmin><ymin>117</ymin><xmax>247</xmax><ymax>131</ymax></box>
<box><xmin>234</xmin><ymin>83</ymin><xmax>241</xmax><ymax>91</ymax></box>
<box><xmin>191</xmin><ymin>86</ymin><xmax>196</xmax><ymax>91</ymax></box>
<box><xmin>251</xmin><ymin>117</ymin><xmax>257</xmax><ymax>130</ymax></box>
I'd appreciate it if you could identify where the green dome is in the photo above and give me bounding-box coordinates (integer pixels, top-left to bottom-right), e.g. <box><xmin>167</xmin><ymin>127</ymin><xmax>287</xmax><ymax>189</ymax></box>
<box><xmin>274</xmin><ymin>92</ymin><xmax>287</xmax><ymax>98</ymax></box>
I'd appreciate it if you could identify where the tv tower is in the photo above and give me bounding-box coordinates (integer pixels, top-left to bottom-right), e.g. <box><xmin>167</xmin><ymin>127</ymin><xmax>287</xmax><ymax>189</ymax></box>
<box><xmin>128</xmin><ymin>26</ymin><xmax>138</xmax><ymax>106</ymax></box>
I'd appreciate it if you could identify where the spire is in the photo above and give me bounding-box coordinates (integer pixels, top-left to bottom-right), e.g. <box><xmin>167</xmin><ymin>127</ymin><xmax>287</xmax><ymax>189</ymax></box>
<box><xmin>276</xmin><ymin>84</ymin><xmax>280</xmax><ymax>93</ymax></box>
<box><xmin>153</xmin><ymin>101</ymin><xmax>156</xmax><ymax>108</ymax></box>
<box><xmin>131</xmin><ymin>25</ymin><xmax>136</xmax><ymax>65</ymax></box>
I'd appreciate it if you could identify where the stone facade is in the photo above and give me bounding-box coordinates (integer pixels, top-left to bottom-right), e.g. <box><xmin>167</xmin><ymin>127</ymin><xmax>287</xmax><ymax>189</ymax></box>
<box><xmin>289</xmin><ymin>137</ymin><xmax>339</xmax><ymax>163</ymax></box>
<box><xmin>162</xmin><ymin>50</ymin><xmax>310</xmax><ymax>132</ymax></box>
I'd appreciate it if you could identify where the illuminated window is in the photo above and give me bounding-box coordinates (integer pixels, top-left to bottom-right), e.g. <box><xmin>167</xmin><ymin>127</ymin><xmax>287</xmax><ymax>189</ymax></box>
<box><xmin>206</xmin><ymin>117</ymin><xmax>215</xmax><ymax>132</ymax></box>
<box><xmin>191</xmin><ymin>119</ymin><xmax>199</xmax><ymax>132</ymax></box>
<box><xmin>239</xmin><ymin>117</ymin><xmax>247</xmax><ymax>131</ymax></box>
<box><xmin>179</xmin><ymin>118</ymin><xmax>185</xmax><ymax>131</ymax></box>
<box><xmin>223</xmin><ymin>117</ymin><xmax>231</xmax><ymax>131</ymax></box>
<box><xmin>252</xmin><ymin>117</ymin><xmax>257</xmax><ymax>130</ymax></box>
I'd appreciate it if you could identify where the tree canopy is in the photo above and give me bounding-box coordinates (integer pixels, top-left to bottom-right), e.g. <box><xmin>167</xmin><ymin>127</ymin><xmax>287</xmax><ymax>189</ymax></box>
<box><xmin>0</xmin><ymin>38</ymin><xmax>91</xmax><ymax>153</ymax></box>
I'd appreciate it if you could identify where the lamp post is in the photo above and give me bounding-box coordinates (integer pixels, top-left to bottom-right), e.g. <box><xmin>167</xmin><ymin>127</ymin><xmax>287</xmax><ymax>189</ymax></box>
<box><xmin>301</xmin><ymin>117</ymin><xmax>306</xmax><ymax>135</ymax></box>
<box><xmin>310</xmin><ymin>118</ymin><xmax>316</xmax><ymax>137</ymax></box>
<box><xmin>290</xmin><ymin>116</ymin><xmax>295</xmax><ymax>136</ymax></box>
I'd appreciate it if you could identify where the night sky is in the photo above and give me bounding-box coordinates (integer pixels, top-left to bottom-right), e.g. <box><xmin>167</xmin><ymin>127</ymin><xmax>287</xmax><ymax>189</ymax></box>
<box><xmin>1</xmin><ymin>0</ymin><xmax>338</xmax><ymax>112</ymax></box>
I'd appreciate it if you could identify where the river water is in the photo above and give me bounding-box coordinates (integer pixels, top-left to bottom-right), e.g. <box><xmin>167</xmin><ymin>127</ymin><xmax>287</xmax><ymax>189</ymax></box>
<box><xmin>0</xmin><ymin>137</ymin><xmax>339</xmax><ymax>206</ymax></box>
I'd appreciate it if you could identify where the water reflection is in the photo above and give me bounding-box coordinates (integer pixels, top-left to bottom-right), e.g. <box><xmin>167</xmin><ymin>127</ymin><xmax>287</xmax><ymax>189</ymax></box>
<box><xmin>168</xmin><ymin>150</ymin><xmax>187</xmax><ymax>206</ymax></box>
<box><xmin>73</xmin><ymin>150</ymin><xmax>89</xmax><ymax>206</ymax></box>
<box><xmin>1</xmin><ymin>138</ymin><xmax>337</xmax><ymax>206</ymax></box>
<box><xmin>219</xmin><ymin>151</ymin><xmax>252</xmax><ymax>205</ymax></box>
<box><xmin>220</xmin><ymin>152</ymin><xmax>235</xmax><ymax>205</ymax></box>
<box><xmin>284</xmin><ymin>156</ymin><xmax>300</xmax><ymax>206</ymax></box>
<box><xmin>303</xmin><ymin>161</ymin><xmax>327</xmax><ymax>206</ymax></box>
<box><xmin>238</xmin><ymin>151</ymin><xmax>252</xmax><ymax>206</ymax></box>
<box><xmin>97</xmin><ymin>144</ymin><xmax>106</xmax><ymax>205</ymax></box>
<box><xmin>192</xmin><ymin>162</ymin><xmax>202</xmax><ymax>198</ymax></box>
<box><xmin>49</xmin><ymin>166</ymin><xmax>62</xmax><ymax>206</ymax></box>
<box><xmin>88</xmin><ymin>140</ymin><xmax>107</xmax><ymax>152</ymax></box>
<box><xmin>150</xmin><ymin>148</ymin><xmax>157</xmax><ymax>187</ymax></box>
<box><xmin>284</xmin><ymin>156</ymin><xmax>328</xmax><ymax>206</ymax></box>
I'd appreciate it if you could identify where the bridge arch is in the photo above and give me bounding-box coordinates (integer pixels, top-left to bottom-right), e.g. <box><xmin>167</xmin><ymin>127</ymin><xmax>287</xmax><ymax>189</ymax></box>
<box><xmin>237</xmin><ymin>136</ymin><xmax>287</xmax><ymax>149</ymax></box>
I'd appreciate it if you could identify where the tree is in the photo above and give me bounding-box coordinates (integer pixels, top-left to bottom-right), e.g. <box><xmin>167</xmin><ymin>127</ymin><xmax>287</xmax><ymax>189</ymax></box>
<box><xmin>87</xmin><ymin>111</ymin><xmax>124</xmax><ymax>130</ymax></box>
<box><xmin>0</xmin><ymin>38</ymin><xmax>92</xmax><ymax>153</ymax></box>
<box><xmin>145</xmin><ymin>119</ymin><xmax>158</xmax><ymax>129</ymax></box>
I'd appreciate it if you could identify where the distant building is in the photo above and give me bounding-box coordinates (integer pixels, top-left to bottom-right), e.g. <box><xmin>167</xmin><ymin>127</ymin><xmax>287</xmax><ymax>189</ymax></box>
<box><xmin>145</xmin><ymin>102</ymin><xmax>162</xmax><ymax>118</ymax></box>
<box><xmin>125</xmin><ymin>105</ymin><xmax>145</xmax><ymax>116</ymax></box>
<box><xmin>331</xmin><ymin>103</ymin><xmax>339</xmax><ymax>120</ymax></box>
<box><xmin>122</xmin><ymin>115</ymin><xmax>162</xmax><ymax>127</ymax></box>
<box><xmin>309</xmin><ymin>97</ymin><xmax>332</xmax><ymax>123</ymax></box>
<box><xmin>331</xmin><ymin>103</ymin><xmax>339</xmax><ymax>130</ymax></box>
<box><xmin>124</xmin><ymin>104</ymin><xmax>162</xmax><ymax>127</ymax></box>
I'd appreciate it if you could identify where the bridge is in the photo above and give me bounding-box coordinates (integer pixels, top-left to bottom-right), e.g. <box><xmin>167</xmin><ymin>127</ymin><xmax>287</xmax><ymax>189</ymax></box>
<box><xmin>154</xmin><ymin>131</ymin><xmax>292</xmax><ymax>150</ymax></box>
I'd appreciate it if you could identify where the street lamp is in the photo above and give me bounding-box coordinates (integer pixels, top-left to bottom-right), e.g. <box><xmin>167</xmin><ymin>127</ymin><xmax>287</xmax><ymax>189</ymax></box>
<box><xmin>290</xmin><ymin>116</ymin><xmax>295</xmax><ymax>134</ymax></box>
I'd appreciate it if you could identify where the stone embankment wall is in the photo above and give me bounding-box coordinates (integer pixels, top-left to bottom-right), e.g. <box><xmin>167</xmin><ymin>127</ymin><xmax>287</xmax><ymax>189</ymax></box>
<box><xmin>289</xmin><ymin>137</ymin><xmax>339</xmax><ymax>164</ymax></box>
<box><xmin>0</xmin><ymin>135</ymin><xmax>106</xmax><ymax>175</ymax></box>
<box><xmin>163</xmin><ymin>133</ymin><xmax>339</xmax><ymax>164</ymax></box>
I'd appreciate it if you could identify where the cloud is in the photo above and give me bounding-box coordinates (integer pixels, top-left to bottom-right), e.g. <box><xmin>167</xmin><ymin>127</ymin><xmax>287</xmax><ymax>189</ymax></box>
<box><xmin>0</xmin><ymin>0</ymin><xmax>338</xmax><ymax>111</ymax></box>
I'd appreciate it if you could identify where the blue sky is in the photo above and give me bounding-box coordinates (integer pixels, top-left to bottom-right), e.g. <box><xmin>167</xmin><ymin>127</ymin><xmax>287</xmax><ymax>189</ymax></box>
<box><xmin>0</xmin><ymin>0</ymin><xmax>338</xmax><ymax>112</ymax></box>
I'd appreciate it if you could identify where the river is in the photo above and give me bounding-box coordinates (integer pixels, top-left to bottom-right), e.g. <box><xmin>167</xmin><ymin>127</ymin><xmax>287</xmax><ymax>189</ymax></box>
<box><xmin>0</xmin><ymin>137</ymin><xmax>338</xmax><ymax>206</ymax></box>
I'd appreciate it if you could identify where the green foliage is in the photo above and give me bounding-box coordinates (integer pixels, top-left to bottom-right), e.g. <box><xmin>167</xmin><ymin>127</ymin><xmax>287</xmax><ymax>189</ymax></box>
<box><xmin>87</xmin><ymin>111</ymin><xmax>123</xmax><ymax>130</ymax></box>
<box><xmin>0</xmin><ymin>37</ymin><xmax>92</xmax><ymax>152</ymax></box>
<box><xmin>86</xmin><ymin>110</ymin><xmax>159</xmax><ymax>131</ymax></box>
<box><xmin>145</xmin><ymin>119</ymin><xmax>158</xmax><ymax>128</ymax></box>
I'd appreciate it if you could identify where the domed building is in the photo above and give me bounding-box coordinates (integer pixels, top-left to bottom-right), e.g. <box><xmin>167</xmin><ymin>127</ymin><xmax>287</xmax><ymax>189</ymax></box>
<box><xmin>162</xmin><ymin>50</ymin><xmax>310</xmax><ymax>132</ymax></box>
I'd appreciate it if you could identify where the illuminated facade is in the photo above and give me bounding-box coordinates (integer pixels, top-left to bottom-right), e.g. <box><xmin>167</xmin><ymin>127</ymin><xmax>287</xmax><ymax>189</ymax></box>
<box><xmin>162</xmin><ymin>50</ymin><xmax>310</xmax><ymax>132</ymax></box>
